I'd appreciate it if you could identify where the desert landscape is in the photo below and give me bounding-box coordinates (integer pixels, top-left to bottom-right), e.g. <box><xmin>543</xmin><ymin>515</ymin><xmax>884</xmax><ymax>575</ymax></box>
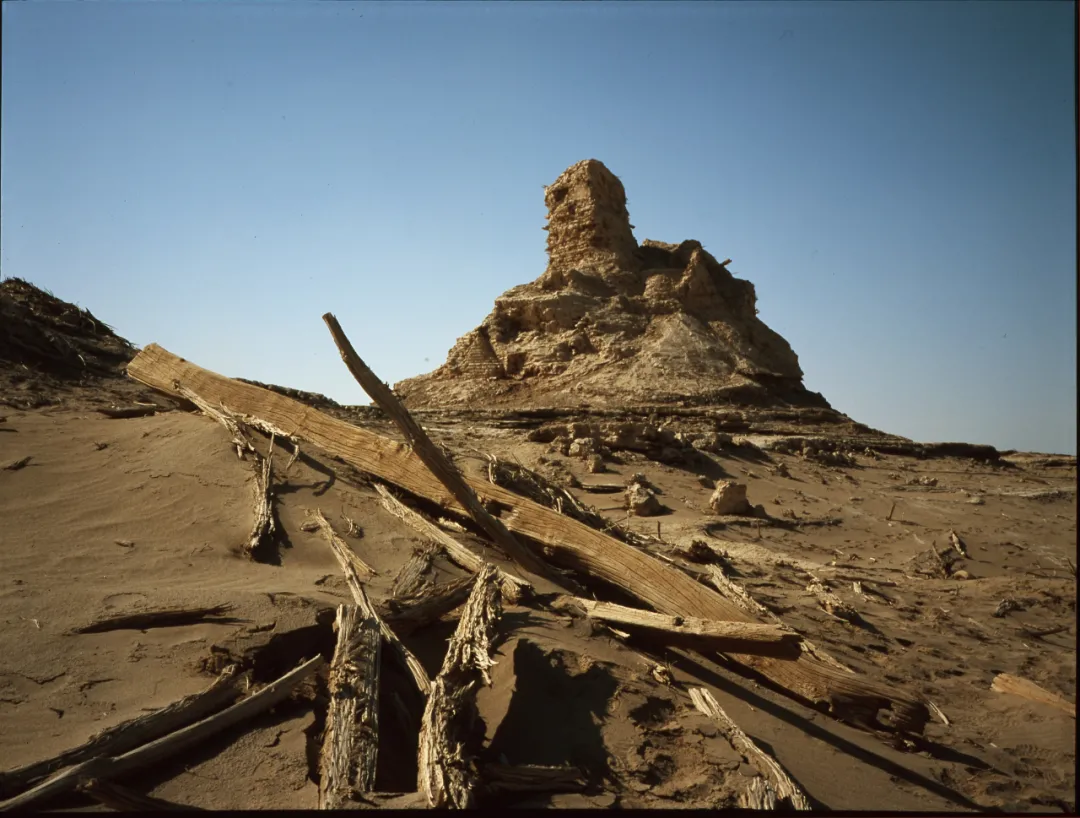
<box><xmin>0</xmin><ymin>159</ymin><xmax>1075</xmax><ymax>812</ymax></box>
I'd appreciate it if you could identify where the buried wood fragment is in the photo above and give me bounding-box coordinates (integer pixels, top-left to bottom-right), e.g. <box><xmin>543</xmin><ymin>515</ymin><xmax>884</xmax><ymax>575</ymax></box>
<box><xmin>391</xmin><ymin>543</ymin><xmax>438</xmax><ymax>600</ymax></box>
<box><xmin>324</xmin><ymin>313</ymin><xmax>559</xmax><ymax>584</ymax></box>
<box><xmin>76</xmin><ymin>777</ymin><xmax>202</xmax><ymax>811</ymax></box>
<box><xmin>2</xmin><ymin>456</ymin><xmax>31</xmax><ymax>472</ymax></box>
<box><xmin>319</xmin><ymin>505</ymin><xmax>430</xmax><ymax>697</ymax></box>
<box><xmin>0</xmin><ymin>667</ymin><xmax>244</xmax><ymax>798</ymax></box>
<box><xmin>948</xmin><ymin>529</ymin><xmax>968</xmax><ymax>558</ymax></box>
<box><xmin>245</xmin><ymin>442</ymin><xmax>276</xmax><ymax>557</ymax></box>
<box><xmin>125</xmin><ymin>344</ymin><xmax>931</xmax><ymax>734</ymax></box>
<box><xmin>990</xmin><ymin>673</ymin><xmax>1076</xmax><ymax>717</ymax></box>
<box><xmin>689</xmin><ymin>688</ymin><xmax>811</xmax><ymax>811</ymax></box>
<box><xmin>311</xmin><ymin>508</ymin><xmax>376</xmax><ymax>579</ymax></box>
<box><xmin>380</xmin><ymin>575</ymin><xmax>475</xmax><ymax>636</ymax></box>
<box><xmin>72</xmin><ymin>605</ymin><xmax>238</xmax><ymax>635</ymax></box>
<box><xmin>805</xmin><ymin>575</ymin><xmax>859</xmax><ymax>623</ymax></box>
<box><xmin>319</xmin><ymin>604</ymin><xmax>382</xmax><ymax>809</ymax></box>
<box><xmin>418</xmin><ymin>564</ymin><xmax>502</xmax><ymax>809</ymax></box>
<box><xmin>0</xmin><ymin>656</ymin><xmax>324</xmax><ymax>813</ymax></box>
<box><xmin>552</xmin><ymin>596</ymin><xmax>799</xmax><ymax>655</ymax></box>
<box><xmin>96</xmin><ymin>406</ymin><xmax>159</xmax><ymax>419</ymax></box>
<box><xmin>375</xmin><ymin>483</ymin><xmax>531</xmax><ymax>602</ymax></box>
<box><xmin>175</xmin><ymin>385</ymin><xmax>256</xmax><ymax>459</ymax></box>
<box><xmin>481</xmin><ymin>763</ymin><xmax>587</xmax><ymax>797</ymax></box>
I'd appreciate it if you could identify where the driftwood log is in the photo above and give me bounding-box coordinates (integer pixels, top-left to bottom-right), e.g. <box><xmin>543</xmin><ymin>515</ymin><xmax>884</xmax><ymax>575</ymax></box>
<box><xmin>690</xmin><ymin>687</ymin><xmax>811</xmax><ymax>810</ymax></box>
<box><xmin>418</xmin><ymin>564</ymin><xmax>502</xmax><ymax>808</ymax></box>
<box><xmin>323</xmin><ymin>313</ymin><xmax>558</xmax><ymax>585</ymax></box>
<box><xmin>0</xmin><ymin>667</ymin><xmax>244</xmax><ymax>798</ymax></box>
<box><xmin>319</xmin><ymin>604</ymin><xmax>382</xmax><ymax>809</ymax></box>
<box><xmin>126</xmin><ymin>343</ymin><xmax>930</xmax><ymax>733</ymax></box>
<box><xmin>0</xmin><ymin>657</ymin><xmax>324</xmax><ymax>813</ymax></box>
<box><xmin>553</xmin><ymin>597</ymin><xmax>800</xmax><ymax>656</ymax></box>
<box><xmin>375</xmin><ymin>483</ymin><xmax>531</xmax><ymax>602</ymax></box>
<box><xmin>390</xmin><ymin>543</ymin><xmax>437</xmax><ymax>599</ymax></box>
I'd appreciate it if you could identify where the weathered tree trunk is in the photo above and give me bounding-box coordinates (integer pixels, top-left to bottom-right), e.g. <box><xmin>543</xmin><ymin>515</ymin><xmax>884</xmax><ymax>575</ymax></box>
<box><xmin>417</xmin><ymin>564</ymin><xmax>502</xmax><ymax>808</ymax></box>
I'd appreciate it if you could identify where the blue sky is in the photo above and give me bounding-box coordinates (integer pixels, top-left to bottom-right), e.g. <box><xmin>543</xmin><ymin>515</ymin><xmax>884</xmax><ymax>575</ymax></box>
<box><xmin>2</xmin><ymin>1</ymin><xmax>1075</xmax><ymax>454</ymax></box>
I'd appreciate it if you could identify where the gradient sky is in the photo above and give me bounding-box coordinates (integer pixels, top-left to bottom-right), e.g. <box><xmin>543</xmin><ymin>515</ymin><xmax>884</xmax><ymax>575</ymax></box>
<box><xmin>2</xmin><ymin>1</ymin><xmax>1076</xmax><ymax>454</ymax></box>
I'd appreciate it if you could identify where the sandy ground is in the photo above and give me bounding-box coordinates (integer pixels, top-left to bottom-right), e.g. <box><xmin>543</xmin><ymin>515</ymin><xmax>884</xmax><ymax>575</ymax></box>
<box><xmin>0</xmin><ymin>403</ymin><xmax>1075</xmax><ymax>811</ymax></box>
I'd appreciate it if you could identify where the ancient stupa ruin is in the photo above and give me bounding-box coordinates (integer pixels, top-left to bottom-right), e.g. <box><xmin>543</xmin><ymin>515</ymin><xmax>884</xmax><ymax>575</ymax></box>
<box><xmin>396</xmin><ymin>159</ymin><xmax>827</xmax><ymax>410</ymax></box>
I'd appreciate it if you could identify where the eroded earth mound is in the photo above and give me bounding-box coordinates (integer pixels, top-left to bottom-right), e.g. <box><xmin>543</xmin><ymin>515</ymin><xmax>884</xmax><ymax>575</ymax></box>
<box><xmin>397</xmin><ymin>159</ymin><xmax>826</xmax><ymax>410</ymax></box>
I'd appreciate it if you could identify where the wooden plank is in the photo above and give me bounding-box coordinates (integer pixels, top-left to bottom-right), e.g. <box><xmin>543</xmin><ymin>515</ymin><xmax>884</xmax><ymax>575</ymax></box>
<box><xmin>554</xmin><ymin>597</ymin><xmax>800</xmax><ymax>655</ymax></box>
<box><xmin>690</xmin><ymin>687</ymin><xmax>811</xmax><ymax>810</ymax></box>
<box><xmin>319</xmin><ymin>605</ymin><xmax>382</xmax><ymax>808</ymax></box>
<box><xmin>0</xmin><ymin>667</ymin><xmax>243</xmax><ymax>799</ymax></box>
<box><xmin>323</xmin><ymin>313</ymin><xmax>558</xmax><ymax>584</ymax></box>
<box><xmin>418</xmin><ymin>565</ymin><xmax>502</xmax><ymax>808</ymax></box>
<box><xmin>125</xmin><ymin>344</ymin><xmax>929</xmax><ymax>734</ymax></box>
<box><xmin>0</xmin><ymin>657</ymin><xmax>324</xmax><ymax>812</ymax></box>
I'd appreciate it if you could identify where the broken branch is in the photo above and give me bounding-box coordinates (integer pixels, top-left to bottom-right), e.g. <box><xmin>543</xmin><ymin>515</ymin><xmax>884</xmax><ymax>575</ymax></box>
<box><xmin>323</xmin><ymin>313</ymin><xmax>557</xmax><ymax>584</ymax></box>
<box><xmin>690</xmin><ymin>687</ymin><xmax>811</xmax><ymax>810</ymax></box>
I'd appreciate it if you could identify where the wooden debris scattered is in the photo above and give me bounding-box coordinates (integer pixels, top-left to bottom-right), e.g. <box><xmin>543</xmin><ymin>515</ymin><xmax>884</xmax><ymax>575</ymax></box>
<box><xmin>2</xmin><ymin>456</ymin><xmax>31</xmax><ymax>471</ymax></box>
<box><xmin>992</xmin><ymin>598</ymin><xmax>1023</xmax><ymax>618</ymax></box>
<box><xmin>689</xmin><ymin>687</ymin><xmax>811</xmax><ymax>811</ymax></box>
<box><xmin>311</xmin><ymin>508</ymin><xmax>376</xmax><ymax>579</ymax></box>
<box><xmin>0</xmin><ymin>657</ymin><xmax>324</xmax><ymax>812</ymax></box>
<box><xmin>73</xmin><ymin>604</ymin><xmax>237</xmax><ymax>635</ymax></box>
<box><xmin>948</xmin><ymin>529</ymin><xmax>968</xmax><ymax>558</ymax></box>
<box><xmin>96</xmin><ymin>406</ymin><xmax>159</xmax><ymax>419</ymax></box>
<box><xmin>927</xmin><ymin>701</ymin><xmax>950</xmax><ymax>727</ymax></box>
<box><xmin>76</xmin><ymin>777</ymin><xmax>202</xmax><ymax>811</ymax></box>
<box><xmin>805</xmin><ymin>575</ymin><xmax>859</xmax><ymax>623</ymax></box>
<box><xmin>319</xmin><ymin>505</ymin><xmax>430</xmax><ymax>697</ymax></box>
<box><xmin>418</xmin><ymin>564</ymin><xmax>502</xmax><ymax>809</ymax></box>
<box><xmin>125</xmin><ymin>344</ymin><xmax>931</xmax><ymax>734</ymax></box>
<box><xmin>481</xmin><ymin>763</ymin><xmax>587</xmax><ymax>797</ymax></box>
<box><xmin>323</xmin><ymin>313</ymin><xmax>557</xmax><ymax>584</ymax></box>
<box><xmin>553</xmin><ymin>596</ymin><xmax>800</xmax><ymax>655</ymax></box>
<box><xmin>375</xmin><ymin>483</ymin><xmax>531</xmax><ymax>602</ymax></box>
<box><xmin>0</xmin><ymin>667</ymin><xmax>244</xmax><ymax>798</ymax></box>
<box><xmin>319</xmin><ymin>603</ymin><xmax>382</xmax><ymax>809</ymax></box>
<box><xmin>990</xmin><ymin>673</ymin><xmax>1075</xmax><ymax>718</ymax></box>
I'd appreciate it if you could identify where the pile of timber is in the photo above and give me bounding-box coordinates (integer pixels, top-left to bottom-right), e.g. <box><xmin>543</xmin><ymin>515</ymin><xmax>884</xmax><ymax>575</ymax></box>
<box><xmin>0</xmin><ymin>313</ymin><xmax>935</xmax><ymax>811</ymax></box>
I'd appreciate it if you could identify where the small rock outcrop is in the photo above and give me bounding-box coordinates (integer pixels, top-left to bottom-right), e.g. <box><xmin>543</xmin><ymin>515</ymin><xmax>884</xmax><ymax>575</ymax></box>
<box><xmin>396</xmin><ymin>159</ymin><xmax>827</xmax><ymax>410</ymax></box>
<box><xmin>708</xmin><ymin>480</ymin><xmax>752</xmax><ymax>515</ymax></box>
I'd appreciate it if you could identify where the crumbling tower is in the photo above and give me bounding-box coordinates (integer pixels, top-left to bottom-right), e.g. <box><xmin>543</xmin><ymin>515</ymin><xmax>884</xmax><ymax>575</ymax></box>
<box><xmin>543</xmin><ymin>159</ymin><xmax>640</xmax><ymax>278</ymax></box>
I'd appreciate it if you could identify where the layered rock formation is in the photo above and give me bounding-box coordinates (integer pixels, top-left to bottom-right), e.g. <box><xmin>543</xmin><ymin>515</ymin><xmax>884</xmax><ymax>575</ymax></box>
<box><xmin>397</xmin><ymin>159</ymin><xmax>825</xmax><ymax>410</ymax></box>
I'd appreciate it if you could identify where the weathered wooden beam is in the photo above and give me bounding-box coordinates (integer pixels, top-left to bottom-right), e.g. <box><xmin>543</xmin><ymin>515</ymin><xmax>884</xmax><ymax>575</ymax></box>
<box><xmin>0</xmin><ymin>667</ymin><xmax>243</xmax><ymax>798</ymax></box>
<box><xmin>319</xmin><ymin>605</ymin><xmax>382</xmax><ymax>809</ymax></box>
<box><xmin>323</xmin><ymin>313</ymin><xmax>558</xmax><ymax>585</ymax></box>
<box><xmin>417</xmin><ymin>564</ymin><xmax>502</xmax><ymax>808</ymax></box>
<box><xmin>0</xmin><ymin>657</ymin><xmax>324</xmax><ymax>813</ymax></box>
<box><xmin>125</xmin><ymin>344</ymin><xmax>929</xmax><ymax>734</ymax></box>
<box><xmin>380</xmin><ymin>575</ymin><xmax>475</xmax><ymax>636</ymax></box>
<box><xmin>991</xmin><ymin>673</ymin><xmax>1076</xmax><ymax>717</ymax></box>
<box><xmin>554</xmin><ymin>596</ymin><xmax>800</xmax><ymax>656</ymax></box>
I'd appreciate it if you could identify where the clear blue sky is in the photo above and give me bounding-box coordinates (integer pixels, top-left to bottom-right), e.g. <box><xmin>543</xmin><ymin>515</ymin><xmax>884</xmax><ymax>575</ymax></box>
<box><xmin>3</xmin><ymin>1</ymin><xmax>1075</xmax><ymax>454</ymax></box>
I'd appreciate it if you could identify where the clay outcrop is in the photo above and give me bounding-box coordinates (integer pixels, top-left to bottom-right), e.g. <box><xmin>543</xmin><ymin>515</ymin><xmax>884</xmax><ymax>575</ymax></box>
<box><xmin>396</xmin><ymin>159</ymin><xmax>823</xmax><ymax>410</ymax></box>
